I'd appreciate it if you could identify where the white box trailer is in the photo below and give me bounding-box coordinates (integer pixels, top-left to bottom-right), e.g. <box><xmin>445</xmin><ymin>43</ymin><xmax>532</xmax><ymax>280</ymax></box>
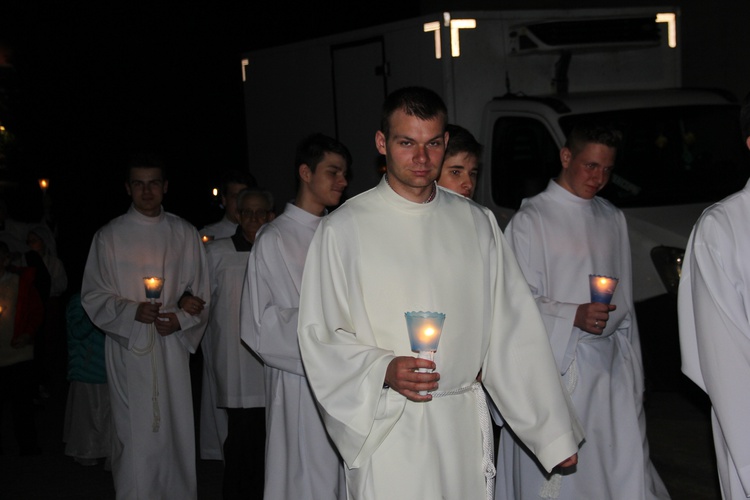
<box><xmin>241</xmin><ymin>7</ymin><xmax>749</xmax><ymax>388</ymax></box>
<box><xmin>242</xmin><ymin>7</ymin><xmax>683</xmax><ymax>205</ymax></box>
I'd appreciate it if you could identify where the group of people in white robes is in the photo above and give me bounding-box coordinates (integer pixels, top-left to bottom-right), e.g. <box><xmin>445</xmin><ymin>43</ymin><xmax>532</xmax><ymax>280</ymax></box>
<box><xmin>81</xmin><ymin>86</ymin><xmax>750</xmax><ymax>500</ymax></box>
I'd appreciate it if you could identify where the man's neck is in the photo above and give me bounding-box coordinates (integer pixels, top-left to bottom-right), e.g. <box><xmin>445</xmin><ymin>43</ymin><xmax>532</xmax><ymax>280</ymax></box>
<box><xmin>385</xmin><ymin>174</ymin><xmax>436</xmax><ymax>204</ymax></box>
<box><xmin>133</xmin><ymin>205</ymin><xmax>161</xmax><ymax>218</ymax></box>
<box><xmin>294</xmin><ymin>192</ymin><xmax>326</xmax><ymax>216</ymax></box>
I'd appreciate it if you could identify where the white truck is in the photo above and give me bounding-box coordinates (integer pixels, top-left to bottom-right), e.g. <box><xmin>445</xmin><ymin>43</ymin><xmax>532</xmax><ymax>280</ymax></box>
<box><xmin>241</xmin><ymin>7</ymin><xmax>748</xmax><ymax>388</ymax></box>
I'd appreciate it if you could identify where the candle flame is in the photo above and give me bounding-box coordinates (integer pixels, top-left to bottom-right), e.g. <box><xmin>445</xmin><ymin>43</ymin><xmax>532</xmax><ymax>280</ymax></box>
<box><xmin>424</xmin><ymin>327</ymin><xmax>435</xmax><ymax>337</ymax></box>
<box><xmin>599</xmin><ymin>278</ymin><xmax>607</xmax><ymax>285</ymax></box>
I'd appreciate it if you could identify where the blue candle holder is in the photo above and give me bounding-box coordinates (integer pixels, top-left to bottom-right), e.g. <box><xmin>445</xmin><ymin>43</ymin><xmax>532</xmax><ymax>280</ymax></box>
<box><xmin>405</xmin><ymin>311</ymin><xmax>445</xmax><ymax>352</ymax></box>
<box><xmin>589</xmin><ymin>275</ymin><xmax>619</xmax><ymax>305</ymax></box>
<box><xmin>405</xmin><ymin>311</ymin><xmax>445</xmax><ymax>395</ymax></box>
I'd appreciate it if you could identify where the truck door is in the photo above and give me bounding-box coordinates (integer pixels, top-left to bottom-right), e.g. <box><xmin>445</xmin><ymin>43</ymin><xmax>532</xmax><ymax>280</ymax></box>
<box><xmin>332</xmin><ymin>38</ymin><xmax>388</xmax><ymax>196</ymax></box>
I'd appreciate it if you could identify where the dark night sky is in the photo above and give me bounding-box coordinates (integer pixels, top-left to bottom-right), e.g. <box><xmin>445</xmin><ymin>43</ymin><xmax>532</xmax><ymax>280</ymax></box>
<box><xmin>0</xmin><ymin>2</ymin><xmax>420</xmax><ymax>286</ymax></box>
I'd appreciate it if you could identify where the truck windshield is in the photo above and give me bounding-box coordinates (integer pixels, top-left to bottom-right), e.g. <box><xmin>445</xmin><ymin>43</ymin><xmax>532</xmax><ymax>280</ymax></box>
<box><xmin>559</xmin><ymin>105</ymin><xmax>750</xmax><ymax>207</ymax></box>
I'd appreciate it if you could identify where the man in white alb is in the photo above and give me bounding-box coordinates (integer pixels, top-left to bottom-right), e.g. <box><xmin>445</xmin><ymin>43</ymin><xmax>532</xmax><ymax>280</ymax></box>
<box><xmin>240</xmin><ymin>133</ymin><xmax>351</xmax><ymax>500</ymax></box>
<box><xmin>198</xmin><ymin>169</ymin><xmax>256</xmax><ymax>461</ymax></box>
<box><xmin>498</xmin><ymin>122</ymin><xmax>669</xmax><ymax>500</ymax></box>
<box><xmin>82</xmin><ymin>153</ymin><xmax>210</xmax><ymax>499</ymax></box>
<box><xmin>204</xmin><ymin>187</ymin><xmax>273</xmax><ymax>499</ymax></box>
<box><xmin>297</xmin><ymin>86</ymin><xmax>582</xmax><ymax>500</ymax></box>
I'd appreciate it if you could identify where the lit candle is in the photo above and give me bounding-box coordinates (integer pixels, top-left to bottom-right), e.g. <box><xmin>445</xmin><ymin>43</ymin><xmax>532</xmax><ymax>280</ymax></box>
<box><xmin>405</xmin><ymin>311</ymin><xmax>446</xmax><ymax>395</ymax></box>
<box><xmin>589</xmin><ymin>275</ymin><xmax>619</xmax><ymax>304</ymax></box>
<box><xmin>0</xmin><ymin>305</ymin><xmax>4</xmax><ymax>315</ymax></box>
<box><xmin>143</xmin><ymin>276</ymin><xmax>165</xmax><ymax>301</ymax></box>
<box><xmin>201</xmin><ymin>235</ymin><xmax>214</xmax><ymax>243</ymax></box>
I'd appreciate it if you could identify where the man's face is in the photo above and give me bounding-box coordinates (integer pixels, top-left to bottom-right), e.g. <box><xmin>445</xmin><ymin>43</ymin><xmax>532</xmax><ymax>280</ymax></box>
<box><xmin>304</xmin><ymin>151</ymin><xmax>348</xmax><ymax>208</ymax></box>
<box><xmin>376</xmin><ymin>109</ymin><xmax>447</xmax><ymax>199</ymax></box>
<box><xmin>557</xmin><ymin>143</ymin><xmax>616</xmax><ymax>200</ymax></box>
<box><xmin>222</xmin><ymin>182</ymin><xmax>248</xmax><ymax>224</ymax></box>
<box><xmin>438</xmin><ymin>152</ymin><xmax>479</xmax><ymax>198</ymax></box>
<box><xmin>125</xmin><ymin>167</ymin><xmax>168</xmax><ymax>217</ymax></box>
<box><xmin>238</xmin><ymin>194</ymin><xmax>271</xmax><ymax>242</ymax></box>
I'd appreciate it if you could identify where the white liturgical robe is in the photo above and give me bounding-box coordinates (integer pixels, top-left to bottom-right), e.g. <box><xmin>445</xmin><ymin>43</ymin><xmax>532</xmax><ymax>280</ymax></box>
<box><xmin>198</xmin><ymin>217</ymin><xmax>237</xmax><ymax>459</ymax></box>
<box><xmin>679</xmin><ymin>177</ymin><xmax>750</xmax><ymax>499</ymax></box>
<box><xmin>200</xmin><ymin>216</ymin><xmax>236</xmax><ymax>239</ymax></box>
<box><xmin>200</xmin><ymin>236</ymin><xmax>265</xmax><ymax>461</ymax></box>
<box><xmin>204</xmin><ymin>237</ymin><xmax>265</xmax><ymax>408</ymax></box>
<box><xmin>297</xmin><ymin>179</ymin><xmax>583</xmax><ymax>500</ymax></box>
<box><xmin>500</xmin><ymin>180</ymin><xmax>669</xmax><ymax>500</ymax></box>
<box><xmin>240</xmin><ymin>202</ymin><xmax>346</xmax><ymax>500</ymax></box>
<box><xmin>81</xmin><ymin>205</ymin><xmax>210</xmax><ymax>499</ymax></box>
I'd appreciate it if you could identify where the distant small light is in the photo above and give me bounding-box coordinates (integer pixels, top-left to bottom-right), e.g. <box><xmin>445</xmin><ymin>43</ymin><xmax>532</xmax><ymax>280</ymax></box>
<box><xmin>656</xmin><ymin>13</ymin><xmax>677</xmax><ymax>48</ymax></box>
<box><xmin>38</xmin><ymin>178</ymin><xmax>49</xmax><ymax>191</ymax></box>
<box><xmin>212</xmin><ymin>188</ymin><xmax>218</xmax><ymax>197</ymax></box>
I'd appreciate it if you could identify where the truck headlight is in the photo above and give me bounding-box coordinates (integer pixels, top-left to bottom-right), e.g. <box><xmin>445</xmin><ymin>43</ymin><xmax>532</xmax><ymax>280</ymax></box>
<box><xmin>650</xmin><ymin>246</ymin><xmax>684</xmax><ymax>296</ymax></box>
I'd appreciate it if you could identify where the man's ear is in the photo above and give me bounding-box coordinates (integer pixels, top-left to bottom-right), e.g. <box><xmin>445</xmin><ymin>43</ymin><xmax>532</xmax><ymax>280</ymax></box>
<box><xmin>125</xmin><ymin>182</ymin><xmax>132</xmax><ymax>196</ymax></box>
<box><xmin>560</xmin><ymin>147</ymin><xmax>572</xmax><ymax>169</ymax></box>
<box><xmin>299</xmin><ymin>163</ymin><xmax>312</xmax><ymax>183</ymax></box>
<box><xmin>163</xmin><ymin>180</ymin><xmax>169</xmax><ymax>194</ymax></box>
<box><xmin>375</xmin><ymin>131</ymin><xmax>387</xmax><ymax>155</ymax></box>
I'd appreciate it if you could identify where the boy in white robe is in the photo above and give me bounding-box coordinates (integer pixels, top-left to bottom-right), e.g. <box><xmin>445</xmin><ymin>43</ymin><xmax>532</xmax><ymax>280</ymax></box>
<box><xmin>203</xmin><ymin>188</ymin><xmax>272</xmax><ymax>498</ymax></box>
<box><xmin>81</xmin><ymin>154</ymin><xmax>210</xmax><ymax>499</ymax></box>
<box><xmin>678</xmin><ymin>92</ymin><xmax>750</xmax><ymax>499</ymax></box>
<box><xmin>499</xmin><ymin>122</ymin><xmax>669</xmax><ymax>499</ymax></box>
<box><xmin>198</xmin><ymin>169</ymin><xmax>255</xmax><ymax>461</ymax></box>
<box><xmin>240</xmin><ymin>133</ymin><xmax>351</xmax><ymax>500</ymax></box>
<box><xmin>297</xmin><ymin>86</ymin><xmax>582</xmax><ymax>500</ymax></box>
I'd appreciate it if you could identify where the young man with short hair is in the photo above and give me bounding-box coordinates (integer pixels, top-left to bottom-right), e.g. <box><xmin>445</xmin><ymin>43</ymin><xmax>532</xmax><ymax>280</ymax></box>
<box><xmin>240</xmin><ymin>133</ymin><xmax>351</xmax><ymax>500</ymax></box>
<box><xmin>499</xmin><ymin>123</ymin><xmax>669</xmax><ymax>499</ymax></box>
<box><xmin>203</xmin><ymin>187</ymin><xmax>274</xmax><ymax>499</ymax></box>
<box><xmin>437</xmin><ymin>123</ymin><xmax>482</xmax><ymax>199</ymax></box>
<box><xmin>296</xmin><ymin>87</ymin><xmax>581</xmax><ymax>499</ymax></box>
<box><xmin>82</xmin><ymin>154</ymin><xmax>210</xmax><ymax>499</ymax></box>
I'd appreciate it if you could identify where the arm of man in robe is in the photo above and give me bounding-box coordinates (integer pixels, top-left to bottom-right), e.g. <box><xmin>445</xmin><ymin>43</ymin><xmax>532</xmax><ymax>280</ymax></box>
<box><xmin>297</xmin><ymin>220</ymin><xmax>410</xmax><ymax>469</ymax></box>
<box><xmin>166</xmin><ymin>229</ymin><xmax>211</xmax><ymax>350</ymax></box>
<box><xmin>241</xmin><ymin>227</ymin><xmax>306</xmax><ymax>376</ymax></box>
<box><xmin>483</xmin><ymin>210</ymin><xmax>584</xmax><ymax>473</ymax></box>
<box><xmin>81</xmin><ymin>231</ymin><xmax>146</xmax><ymax>348</ymax></box>
<box><xmin>689</xmin><ymin>214</ymin><xmax>750</xmax><ymax>495</ymax></box>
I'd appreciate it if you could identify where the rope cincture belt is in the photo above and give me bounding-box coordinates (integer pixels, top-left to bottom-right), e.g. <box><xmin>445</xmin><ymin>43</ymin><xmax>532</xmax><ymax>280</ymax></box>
<box><xmin>131</xmin><ymin>323</ymin><xmax>161</xmax><ymax>432</ymax></box>
<box><xmin>432</xmin><ymin>381</ymin><xmax>496</xmax><ymax>500</ymax></box>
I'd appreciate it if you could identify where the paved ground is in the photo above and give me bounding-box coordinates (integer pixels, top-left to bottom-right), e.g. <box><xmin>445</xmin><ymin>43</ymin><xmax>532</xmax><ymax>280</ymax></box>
<box><xmin>1</xmin><ymin>371</ymin><xmax>721</xmax><ymax>500</ymax></box>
